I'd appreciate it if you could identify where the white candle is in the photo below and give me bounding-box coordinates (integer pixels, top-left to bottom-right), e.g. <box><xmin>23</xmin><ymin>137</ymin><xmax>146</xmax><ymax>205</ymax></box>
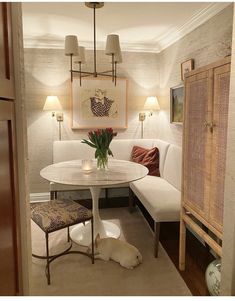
<box><xmin>82</xmin><ymin>159</ymin><xmax>93</xmax><ymax>173</ymax></box>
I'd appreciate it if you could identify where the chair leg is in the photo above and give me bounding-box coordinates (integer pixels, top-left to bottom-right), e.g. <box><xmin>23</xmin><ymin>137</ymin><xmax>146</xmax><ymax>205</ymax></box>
<box><xmin>45</xmin><ymin>232</ymin><xmax>51</xmax><ymax>285</ymax></box>
<box><xmin>129</xmin><ymin>188</ymin><xmax>135</xmax><ymax>213</ymax></box>
<box><xmin>154</xmin><ymin>222</ymin><xmax>160</xmax><ymax>258</ymax></box>
<box><xmin>91</xmin><ymin>217</ymin><xmax>94</xmax><ymax>264</ymax></box>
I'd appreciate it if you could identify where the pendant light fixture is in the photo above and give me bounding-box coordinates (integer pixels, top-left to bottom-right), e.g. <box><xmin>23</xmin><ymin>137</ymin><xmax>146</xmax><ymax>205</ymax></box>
<box><xmin>64</xmin><ymin>2</ymin><xmax>122</xmax><ymax>86</ymax></box>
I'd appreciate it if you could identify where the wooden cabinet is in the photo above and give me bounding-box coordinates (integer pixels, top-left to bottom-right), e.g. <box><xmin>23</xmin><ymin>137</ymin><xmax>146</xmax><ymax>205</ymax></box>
<box><xmin>210</xmin><ymin>64</ymin><xmax>230</xmax><ymax>232</ymax></box>
<box><xmin>0</xmin><ymin>2</ymin><xmax>22</xmax><ymax>295</ymax></box>
<box><xmin>179</xmin><ymin>57</ymin><xmax>231</xmax><ymax>270</ymax></box>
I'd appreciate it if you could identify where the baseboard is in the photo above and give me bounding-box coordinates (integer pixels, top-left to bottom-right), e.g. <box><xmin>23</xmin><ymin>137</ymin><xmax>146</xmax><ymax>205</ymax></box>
<box><xmin>30</xmin><ymin>192</ymin><xmax>50</xmax><ymax>203</ymax></box>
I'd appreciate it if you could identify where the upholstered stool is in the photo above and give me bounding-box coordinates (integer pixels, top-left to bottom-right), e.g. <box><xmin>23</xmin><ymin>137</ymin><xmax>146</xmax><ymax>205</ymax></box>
<box><xmin>31</xmin><ymin>199</ymin><xmax>94</xmax><ymax>285</ymax></box>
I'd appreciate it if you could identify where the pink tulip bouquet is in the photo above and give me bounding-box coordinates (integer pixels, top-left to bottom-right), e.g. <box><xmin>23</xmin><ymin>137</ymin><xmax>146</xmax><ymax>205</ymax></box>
<box><xmin>81</xmin><ymin>128</ymin><xmax>117</xmax><ymax>170</ymax></box>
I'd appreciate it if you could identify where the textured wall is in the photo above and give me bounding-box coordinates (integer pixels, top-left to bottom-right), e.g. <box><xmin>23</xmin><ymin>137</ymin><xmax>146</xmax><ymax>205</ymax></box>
<box><xmin>24</xmin><ymin>50</ymin><xmax>160</xmax><ymax>192</ymax></box>
<box><xmin>157</xmin><ymin>4</ymin><xmax>233</xmax><ymax>146</ymax></box>
<box><xmin>24</xmin><ymin>5</ymin><xmax>233</xmax><ymax>193</ymax></box>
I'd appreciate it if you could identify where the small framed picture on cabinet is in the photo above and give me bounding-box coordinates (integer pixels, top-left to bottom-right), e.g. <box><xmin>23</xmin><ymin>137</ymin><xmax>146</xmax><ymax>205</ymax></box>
<box><xmin>181</xmin><ymin>59</ymin><xmax>194</xmax><ymax>81</ymax></box>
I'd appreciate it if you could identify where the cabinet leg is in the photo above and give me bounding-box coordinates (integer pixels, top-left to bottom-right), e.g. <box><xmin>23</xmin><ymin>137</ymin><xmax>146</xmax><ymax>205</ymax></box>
<box><xmin>202</xmin><ymin>224</ymin><xmax>210</xmax><ymax>252</ymax></box>
<box><xmin>179</xmin><ymin>209</ymin><xmax>186</xmax><ymax>271</ymax></box>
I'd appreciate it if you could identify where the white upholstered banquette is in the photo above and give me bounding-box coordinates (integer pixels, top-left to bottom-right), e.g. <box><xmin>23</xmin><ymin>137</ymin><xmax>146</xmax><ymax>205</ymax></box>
<box><xmin>51</xmin><ymin>139</ymin><xmax>182</xmax><ymax>256</ymax></box>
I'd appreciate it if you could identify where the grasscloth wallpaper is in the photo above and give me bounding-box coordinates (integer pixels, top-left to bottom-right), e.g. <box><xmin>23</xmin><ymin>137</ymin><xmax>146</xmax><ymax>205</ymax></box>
<box><xmin>24</xmin><ymin>5</ymin><xmax>233</xmax><ymax>193</ymax></box>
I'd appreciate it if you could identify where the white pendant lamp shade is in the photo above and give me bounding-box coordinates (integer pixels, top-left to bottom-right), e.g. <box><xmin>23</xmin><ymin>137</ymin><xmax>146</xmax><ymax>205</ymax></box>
<box><xmin>65</xmin><ymin>35</ymin><xmax>79</xmax><ymax>56</ymax></box>
<box><xmin>43</xmin><ymin>96</ymin><xmax>62</xmax><ymax>111</ymax></box>
<box><xmin>144</xmin><ymin>96</ymin><xmax>160</xmax><ymax>111</ymax></box>
<box><xmin>115</xmin><ymin>48</ymin><xmax>122</xmax><ymax>63</ymax></box>
<box><xmin>74</xmin><ymin>46</ymin><xmax>86</xmax><ymax>64</ymax></box>
<box><xmin>105</xmin><ymin>34</ymin><xmax>121</xmax><ymax>55</ymax></box>
<box><xmin>110</xmin><ymin>47</ymin><xmax>122</xmax><ymax>64</ymax></box>
<box><xmin>65</xmin><ymin>3</ymin><xmax>122</xmax><ymax>85</ymax></box>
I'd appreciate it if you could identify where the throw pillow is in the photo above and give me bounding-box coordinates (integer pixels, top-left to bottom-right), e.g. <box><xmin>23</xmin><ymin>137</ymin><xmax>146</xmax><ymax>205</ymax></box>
<box><xmin>131</xmin><ymin>146</ymin><xmax>160</xmax><ymax>177</ymax></box>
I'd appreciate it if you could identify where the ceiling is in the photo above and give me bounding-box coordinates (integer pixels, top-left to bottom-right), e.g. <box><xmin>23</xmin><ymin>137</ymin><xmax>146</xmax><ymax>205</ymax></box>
<box><xmin>22</xmin><ymin>1</ymin><xmax>230</xmax><ymax>53</ymax></box>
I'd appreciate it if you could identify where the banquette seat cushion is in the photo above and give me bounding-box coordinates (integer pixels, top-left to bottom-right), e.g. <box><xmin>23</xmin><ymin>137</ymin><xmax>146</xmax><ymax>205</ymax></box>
<box><xmin>130</xmin><ymin>144</ymin><xmax>182</xmax><ymax>222</ymax></box>
<box><xmin>130</xmin><ymin>176</ymin><xmax>181</xmax><ymax>222</ymax></box>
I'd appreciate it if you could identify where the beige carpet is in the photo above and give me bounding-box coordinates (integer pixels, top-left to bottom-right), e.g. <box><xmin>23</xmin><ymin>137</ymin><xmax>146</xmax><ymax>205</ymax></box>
<box><xmin>30</xmin><ymin>207</ymin><xmax>191</xmax><ymax>296</ymax></box>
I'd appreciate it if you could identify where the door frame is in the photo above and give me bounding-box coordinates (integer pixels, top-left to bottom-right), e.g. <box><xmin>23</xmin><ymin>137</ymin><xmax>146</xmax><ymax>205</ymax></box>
<box><xmin>11</xmin><ymin>3</ymin><xmax>31</xmax><ymax>295</ymax></box>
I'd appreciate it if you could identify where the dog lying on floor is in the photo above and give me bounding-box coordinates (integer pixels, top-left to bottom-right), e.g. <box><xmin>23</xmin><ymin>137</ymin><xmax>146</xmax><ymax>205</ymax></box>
<box><xmin>90</xmin><ymin>234</ymin><xmax>142</xmax><ymax>269</ymax></box>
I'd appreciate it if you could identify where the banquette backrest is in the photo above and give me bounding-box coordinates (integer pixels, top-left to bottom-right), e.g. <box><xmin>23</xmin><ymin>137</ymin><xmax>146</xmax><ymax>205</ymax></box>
<box><xmin>162</xmin><ymin>145</ymin><xmax>182</xmax><ymax>191</ymax></box>
<box><xmin>53</xmin><ymin>139</ymin><xmax>170</xmax><ymax>177</ymax></box>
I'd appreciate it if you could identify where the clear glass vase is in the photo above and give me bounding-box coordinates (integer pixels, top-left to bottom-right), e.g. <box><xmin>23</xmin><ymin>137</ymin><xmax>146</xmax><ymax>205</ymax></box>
<box><xmin>96</xmin><ymin>150</ymin><xmax>108</xmax><ymax>170</ymax></box>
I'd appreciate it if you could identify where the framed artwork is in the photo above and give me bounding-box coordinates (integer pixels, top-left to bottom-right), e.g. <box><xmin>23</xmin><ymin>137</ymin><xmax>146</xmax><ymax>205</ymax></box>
<box><xmin>181</xmin><ymin>59</ymin><xmax>194</xmax><ymax>81</ymax></box>
<box><xmin>170</xmin><ymin>85</ymin><xmax>184</xmax><ymax>124</ymax></box>
<box><xmin>71</xmin><ymin>77</ymin><xmax>127</xmax><ymax>129</ymax></box>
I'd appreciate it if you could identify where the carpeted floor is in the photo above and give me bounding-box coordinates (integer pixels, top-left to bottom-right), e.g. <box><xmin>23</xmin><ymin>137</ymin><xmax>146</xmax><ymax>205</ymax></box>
<box><xmin>30</xmin><ymin>207</ymin><xmax>191</xmax><ymax>296</ymax></box>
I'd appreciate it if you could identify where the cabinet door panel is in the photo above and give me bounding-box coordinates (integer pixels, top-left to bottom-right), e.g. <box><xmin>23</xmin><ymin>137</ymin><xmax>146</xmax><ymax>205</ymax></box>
<box><xmin>0</xmin><ymin>2</ymin><xmax>14</xmax><ymax>99</ymax></box>
<box><xmin>0</xmin><ymin>101</ymin><xmax>18</xmax><ymax>295</ymax></box>
<box><xmin>182</xmin><ymin>71</ymin><xmax>213</xmax><ymax>219</ymax></box>
<box><xmin>209</xmin><ymin>64</ymin><xmax>230</xmax><ymax>232</ymax></box>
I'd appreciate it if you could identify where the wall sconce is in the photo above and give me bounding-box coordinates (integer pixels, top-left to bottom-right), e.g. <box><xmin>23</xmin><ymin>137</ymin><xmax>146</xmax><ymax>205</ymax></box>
<box><xmin>43</xmin><ymin>96</ymin><xmax>63</xmax><ymax>140</ymax></box>
<box><xmin>139</xmin><ymin>96</ymin><xmax>160</xmax><ymax>139</ymax></box>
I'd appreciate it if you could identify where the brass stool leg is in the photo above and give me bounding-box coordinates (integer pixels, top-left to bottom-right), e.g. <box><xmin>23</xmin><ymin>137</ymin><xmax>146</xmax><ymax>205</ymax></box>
<box><xmin>91</xmin><ymin>217</ymin><xmax>94</xmax><ymax>264</ymax></box>
<box><xmin>46</xmin><ymin>232</ymin><xmax>51</xmax><ymax>285</ymax></box>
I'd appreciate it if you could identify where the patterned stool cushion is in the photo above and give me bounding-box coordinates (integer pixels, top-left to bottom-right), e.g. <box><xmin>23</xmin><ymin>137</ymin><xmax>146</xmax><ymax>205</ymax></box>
<box><xmin>31</xmin><ymin>200</ymin><xmax>92</xmax><ymax>233</ymax></box>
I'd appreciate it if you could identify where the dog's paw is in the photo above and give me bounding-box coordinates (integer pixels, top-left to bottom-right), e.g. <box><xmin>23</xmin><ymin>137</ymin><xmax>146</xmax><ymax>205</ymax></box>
<box><xmin>127</xmin><ymin>266</ymin><xmax>134</xmax><ymax>270</ymax></box>
<box><xmin>120</xmin><ymin>263</ymin><xmax>134</xmax><ymax>269</ymax></box>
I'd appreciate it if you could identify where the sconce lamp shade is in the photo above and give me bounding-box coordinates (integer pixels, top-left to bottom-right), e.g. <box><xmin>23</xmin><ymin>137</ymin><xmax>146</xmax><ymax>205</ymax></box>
<box><xmin>144</xmin><ymin>96</ymin><xmax>160</xmax><ymax>111</ymax></box>
<box><xmin>43</xmin><ymin>96</ymin><xmax>62</xmax><ymax>111</ymax></box>
<box><xmin>65</xmin><ymin>35</ymin><xmax>79</xmax><ymax>56</ymax></box>
<box><xmin>105</xmin><ymin>34</ymin><xmax>121</xmax><ymax>55</ymax></box>
<box><xmin>74</xmin><ymin>46</ymin><xmax>86</xmax><ymax>64</ymax></box>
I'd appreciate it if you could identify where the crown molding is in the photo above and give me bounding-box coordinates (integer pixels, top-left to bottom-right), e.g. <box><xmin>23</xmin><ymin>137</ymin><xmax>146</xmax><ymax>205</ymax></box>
<box><xmin>157</xmin><ymin>2</ymin><xmax>231</xmax><ymax>52</ymax></box>
<box><xmin>23</xmin><ymin>37</ymin><xmax>160</xmax><ymax>53</ymax></box>
<box><xmin>23</xmin><ymin>2</ymin><xmax>231</xmax><ymax>53</ymax></box>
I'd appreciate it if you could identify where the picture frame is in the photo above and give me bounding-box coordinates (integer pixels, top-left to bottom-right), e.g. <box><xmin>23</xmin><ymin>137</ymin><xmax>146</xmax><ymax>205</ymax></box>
<box><xmin>181</xmin><ymin>59</ymin><xmax>194</xmax><ymax>81</ymax></box>
<box><xmin>170</xmin><ymin>84</ymin><xmax>184</xmax><ymax>124</ymax></box>
<box><xmin>71</xmin><ymin>77</ymin><xmax>127</xmax><ymax>129</ymax></box>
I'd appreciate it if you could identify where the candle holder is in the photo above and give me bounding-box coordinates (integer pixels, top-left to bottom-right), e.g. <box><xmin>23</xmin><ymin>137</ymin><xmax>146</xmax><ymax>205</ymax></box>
<box><xmin>81</xmin><ymin>159</ymin><xmax>93</xmax><ymax>173</ymax></box>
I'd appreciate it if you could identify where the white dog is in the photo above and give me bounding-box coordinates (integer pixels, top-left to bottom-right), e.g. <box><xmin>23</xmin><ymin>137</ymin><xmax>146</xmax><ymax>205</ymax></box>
<box><xmin>91</xmin><ymin>234</ymin><xmax>142</xmax><ymax>269</ymax></box>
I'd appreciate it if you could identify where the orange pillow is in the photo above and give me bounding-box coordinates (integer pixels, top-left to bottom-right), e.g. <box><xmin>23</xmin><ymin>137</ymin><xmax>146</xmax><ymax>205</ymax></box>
<box><xmin>131</xmin><ymin>146</ymin><xmax>160</xmax><ymax>177</ymax></box>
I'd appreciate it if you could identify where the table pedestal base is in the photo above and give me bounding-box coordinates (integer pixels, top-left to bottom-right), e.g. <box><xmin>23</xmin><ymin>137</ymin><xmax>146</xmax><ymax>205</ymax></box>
<box><xmin>70</xmin><ymin>220</ymin><xmax>120</xmax><ymax>246</ymax></box>
<box><xmin>70</xmin><ymin>186</ymin><xmax>120</xmax><ymax>246</ymax></box>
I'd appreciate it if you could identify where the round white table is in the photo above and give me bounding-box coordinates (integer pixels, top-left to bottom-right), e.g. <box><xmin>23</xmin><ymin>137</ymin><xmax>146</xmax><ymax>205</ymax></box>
<box><xmin>40</xmin><ymin>159</ymin><xmax>148</xmax><ymax>246</ymax></box>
